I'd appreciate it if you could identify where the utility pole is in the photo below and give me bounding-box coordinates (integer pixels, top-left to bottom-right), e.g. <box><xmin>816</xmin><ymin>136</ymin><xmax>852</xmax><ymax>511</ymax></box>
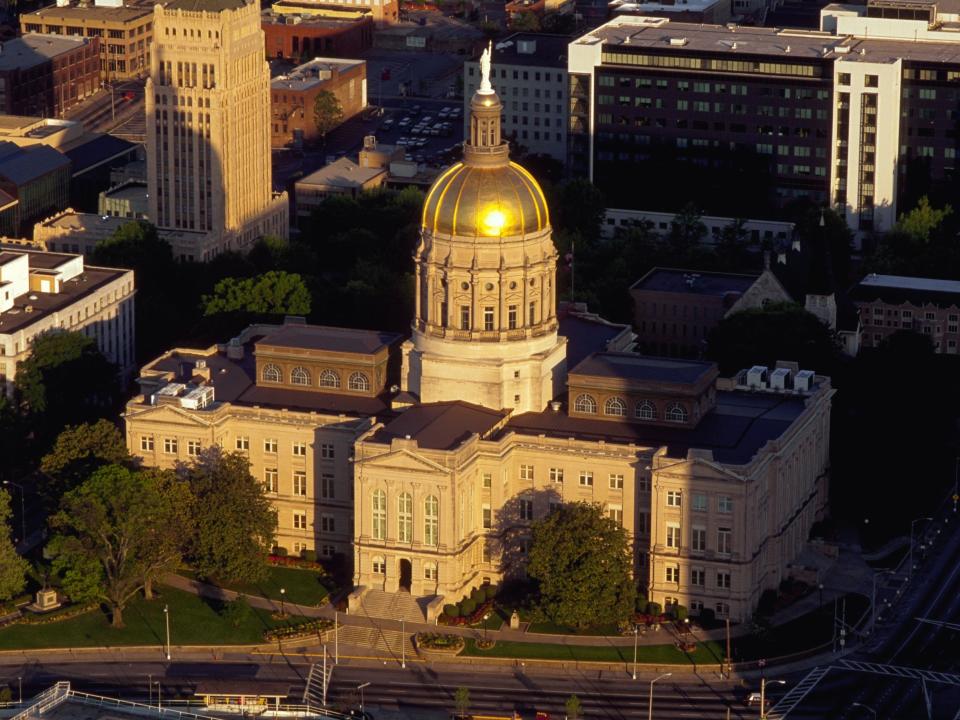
<box><xmin>724</xmin><ymin>617</ymin><xmax>732</xmax><ymax>678</ymax></box>
<box><xmin>335</xmin><ymin>611</ymin><xmax>339</xmax><ymax>664</ymax></box>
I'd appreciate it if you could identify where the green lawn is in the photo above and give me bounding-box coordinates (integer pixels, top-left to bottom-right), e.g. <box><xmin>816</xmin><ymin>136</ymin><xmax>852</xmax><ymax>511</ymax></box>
<box><xmin>526</xmin><ymin>620</ymin><xmax>622</xmax><ymax>636</ymax></box>
<box><xmin>462</xmin><ymin>638</ymin><xmax>725</xmax><ymax>665</ymax></box>
<box><xmin>0</xmin><ymin>585</ymin><xmax>288</xmax><ymax>650</ymax></box>
<box><xmin>183</xmin><ymin>565</ymin><xmax>331</xmax><ymax>607</ymax></box>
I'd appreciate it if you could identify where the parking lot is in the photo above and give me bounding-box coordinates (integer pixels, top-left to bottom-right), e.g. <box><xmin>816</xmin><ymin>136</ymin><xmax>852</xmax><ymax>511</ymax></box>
<box><xmin>377</xmin><ymin>101</ymin><xmax>463</xmax><ymax>164</ymax></box>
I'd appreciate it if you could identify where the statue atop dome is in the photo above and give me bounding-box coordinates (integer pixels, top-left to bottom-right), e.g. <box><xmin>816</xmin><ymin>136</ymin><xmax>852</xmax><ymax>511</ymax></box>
<box><xmin>479</xmin><ymin>41</ymin><xmax>493</xmax><ymax>94</ymax></box>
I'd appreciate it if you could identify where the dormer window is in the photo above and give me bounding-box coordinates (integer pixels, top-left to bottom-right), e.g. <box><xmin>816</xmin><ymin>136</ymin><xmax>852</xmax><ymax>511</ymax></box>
<box><xmin>574</xmin><ymin>394</ymin><xmax>597</xmax><ymax>414</ymax></box>
<box><xmin>666</xmin><ymin>402</ymin><xmax>688</xmax><ymax>423</ymax></box>
<box><xmin>262</xmin><ymin>363</ymin><xmax>281</xmax><ymax>383</ymax></box>
<box><xmin>604</xmin><ymin>397</ymin><xmax>626</xmax><ymax>417</ymax></box>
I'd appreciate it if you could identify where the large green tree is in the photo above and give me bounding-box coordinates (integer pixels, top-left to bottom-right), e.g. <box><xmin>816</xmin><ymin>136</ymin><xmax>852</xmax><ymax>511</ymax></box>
<box><xmin>527</xmin><ymin>502</ymin><xmax>636</xmax><ymax>629</ymax></box>
<box><xmin>0</xmin><ymin>491</ymin><xmax>28</xmax><ymax>602</ymax></box>
<box><xmin>40</xmin><ymin>420</ymin><xmax>131</xmax><ymax>506</ymax></box>
<box><xmin>705</xmin><ymin>302</ymin><xmax>841</xmax><ymax>376</ymax></box>
<box><xmin>49</xmin><ymin>464</ymin><xmax>191</xmax><ymax>627</ymax></box>
<box><xmin>184</xmin><ymin>448</ymin><xmax>277</xmax><ymax>583</ymax></box>
<box><xmin>202</xmin><ymin>271</ymin><xmax>311</xmax><ymax>317</ymax></box>
<box><xmin>313</xmin><ymin>90</ymin><xmax>343</xmax><ymax>145</ymax></box>
<box><xmin>15</xmin><ymin>331</ymin><xmax>117</xmax><ymax>442</ymax></box>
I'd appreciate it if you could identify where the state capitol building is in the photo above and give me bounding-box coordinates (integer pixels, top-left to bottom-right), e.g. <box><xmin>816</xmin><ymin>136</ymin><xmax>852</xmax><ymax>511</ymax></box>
<box><xmin>124</xmin><ymin>55</ymin><xmax>834</xmax><ymax>623</ymax></box>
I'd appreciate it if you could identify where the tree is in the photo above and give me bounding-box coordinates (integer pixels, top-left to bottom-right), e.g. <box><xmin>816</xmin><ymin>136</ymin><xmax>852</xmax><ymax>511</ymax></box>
<box><xmin>895</xmin><ymin>195</ymin><xmax>952</xmax><ymax>243</ymax></box>
<box><xmin>312</xmin><ymin>90</ymin><xmax>343</xmax><ymax>145</ymax></box>
<box><xmin>0</xmin><ymin>491</ymin><xmax>28</xmax><ymax>602</ymax></box>
<box><xmin>527</xmin><ymin>502</ymin><xmax>636</xmax><ymax>629</ymax></box>
<box><xmin>453</xmin><ymin>687</ymin><xmax>470</xmax><ymax>719</ymax></box>
<box><xmin>510</xmin><ymin>11</ymin><xmax>540</xmax><ymax>31</ymax></box>
<box><xmin>705</xmin><ymin>302</ymin><xmax>841</xmax><ymax>376</ymax></box>
<box><xmin>184</xmin><ymin>448</ymin><xmax>277</xmax><ymax>584</ymax></box>
<box><xmin>553</xmin><ymin>178</ymin><xmax>605</xmax><ymax>240</ymax></box>
<box><xmin>221</xmin><ymin>594</ymin><xmax>253</xmax><ymax>629</ymax></box>
<box><xmin>565</xmin><ymin>694</ymin><xmax>582</xmax><ymax>720</ymax></box>
<box><xmin>14</xmin><ymin>331</ymin><xmax>117</xmax><ymax>442</ymax></box>
<box><xmin>202</xmin><ymin>271</ymin><xmax>311</xmax><ymax>317</ymax></box>
<box><xmin>40</xmin><ymin>420</ymin><xmax>131</xmax><ymax>505</ymax></box>
<box><xmin>90</xmin><ymin>220</ymin><xmax>173</xmax><ymax>272</ymax></box>
<box><xmin>49</xmin><ymin>465</ymin><xmax>191</xmax><ymax>627</ymax></box>
<box><xmin>668</xmin><ymin>203</ymin><xmax>708</xmax><ymax>255</ymax></box>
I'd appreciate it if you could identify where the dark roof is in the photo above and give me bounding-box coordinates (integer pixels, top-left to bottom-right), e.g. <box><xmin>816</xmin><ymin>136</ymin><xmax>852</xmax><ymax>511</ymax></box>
<box><xmin>489</xmin><ymin>33</ymin><xmax>571</xmax><ymax>68</ymax></box>
<box><xmin>0</xmin><ymin>34</ymin><xmax>92</xmax><ymax>71</ymax></box>
<box><xmin>0</xmin><ymin>143</ymin><xmax>69</xmax><ymax>185</ymax></box>
<box><xmin>371</xmin><ymin>401</ymin><xmax>509</xmax><ymax>451</ymax></box>
<box><xmin>558</xmin><ymin>308</ymin><xmax>631</xmax><ymax>370</ymax></box>
<box><xmin>849</xmin><ymin>274</ymin><xmax>960</xmax><ymax>308</ymax></box>
<box><xmin>570</xmin><ymin>352</ymin><xmax>717</xmax><ymax>384</ymax></box>
<box><xmin>504</xmin><ymin>390</ymin><xmax>807</xmax><ymax>464</ymax></box>
<box><xmin>257</xmin><ymin>324</ymin><xmax>401</xmax><ymax>355</ymax></box>
<box><xmin>166</xmin><ymin>0</ymin><xmax>248</xmax><ymax>10</ymax></box>
<box><xmin>630</xmin><ymin>267</ymin><xmax>759</xmax><ymax>296</ymax></box>
<box><xmin>65</xmin><ymin>134</ymin><xmax>137</xmax><ymax>177</ymax></box>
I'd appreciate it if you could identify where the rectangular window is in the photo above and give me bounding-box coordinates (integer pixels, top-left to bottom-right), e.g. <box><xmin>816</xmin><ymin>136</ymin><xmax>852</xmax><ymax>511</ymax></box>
<box><xmin>519</xmin><ymin>464</ymin><xmax>535</xmax><ymax>481</ymax></box>
<box><xmin>638</xmin><ymin>475</ymin><xmax>650</xmax><ymax>492</ymax></box>
<box><xmin>691</xmin><ymin>493</ymin><xmax>707</xmax><ymax>512</ymax></box>
<box><xmin>482</xmin><ymin>505</ymin><xmax>492</xmax><ymax>529</ymax></box>
<box><xmin>691</xmin><ymin>526</ymin><xmax>706</xmax><ymax>552</ymax></box>
<box><xmin>609</xmin><ymin>473</ymin><xmax>624</xmax><ymax>490</ymax></box>
<box><xmin>665</xmin><ymin>565</ymin><xmax>680</xmax><ymax>583</ymax></box>
<box><xmin>519</xmin><ymin>499</ymin><xmax>533</xmax><ymax>521</ymax></box>
<box><xmin>264</xmin><ymin>438</ymin><xmax>278</xmax><ymax>454</ymax></box>
<box><xmin>320</xmin><ymin>444</ymin><xmax>335</xmax><ymax>459</ymax></box>
<box><xmin>608</xmin><ymin>506</ymin><xmax>623</xmax><ymax>525</ymax></box>
<box><xmin>293</xmin><ymin>512</ymin><xmax>308</xmax><ymax>530</ymax></box>
<box><xmin>637</xmin><ymin>511</ymin><xmax>649</xmax><ymax>534</ymax></box>
<box><xmin>460</xmin><ymin>305</ymin><xmax>471</xmax><ymax>330</ymax></box>
<box><xmin>140</xmin><ymin>436</ymin><xmax>154</xmax><ymax>451</ymax></box>
<box><xmin>265</xmin><ymin>468</ymin><xmax>278</xmax><ymax>493</ymax></box>
<box><xmin>484</xmin><ymin>307</ymin><xmax>494</xmax><ymax>331</ymax></box>
<box><xmin>579</xmin><ymin>471</ymin><xmax>594</xmax><ymax>487</ymax></box>
<box><xmin>293</xmin><ymin>470</ymin><xmax>307</xmax><ymax>497</ymax></box>
<box><xmin>691</xmin><ymin>568</ymin><xmax>705</xmax><ymax>586</ymax></box>
<box><xmin>321</xmin><ymin>515</ymin><xmax>335</xmax><ymax>533</ymax></box>
<box><xmin>482</xmin><ymin>472</ymin><xmax>492</xmax><ymax>488</ymax></box>
<box><xmin>187</xmin><ymin>440</ymin><xmax>201</xmax><ymax>456</ymax></box>
<box><xmin>550</xmin><ymin>467</ymin><xmax>564</xmax><ymax>483</ymax></box>
<box><xmin>666</xmin><ymin>490</ymin><xmax>682</xmax><ymax>507</ymax></box>
<box><xmin>718</xmin><ymin>496</ymin><xmax>733</xmax><ymax>513</ymax></box>
<box><xmin>163</xmin><ymin>438</ymin><xmax>178</xmax><ymax>454</ymax></box>
<box><xmin>718</xmin><ymin>527</ymin><xmax>732</xmax><ymax>555</ymax></box>
<box><xmin>666</xmin><ymin>523</ymin><xmax>681</xmax><ymax>548</ymax></box>
<box><xmin>715</xmin><ymin>602</ymin><xmax>730</xmax><ymax>618</ymax></box>
<box><xmin>717</xmin><ymin>571</ymin><xmax>732</xmax><ymax>589</ymax></box>
<box><xmin>321</xmin><ymin>473</ymin><xmax>335</xmax><ymax>499</ymax></box>
<box><xmin>508</xmin><ymin>305</ymin><xmax>518</xmax><ymax>329</ymax></box>
<box><xmin>529</xmin><ymin>302</ymin><xmax>536</xmax><ymax>326</ymax></box>
<box><xmin>373</xmin><ymin>558</ymin><xmax>386</xmax><ymax>574</ymax></box>
<box><xmin>235</xmin><ymin>436</ymin><xmax>249</xmax><ymax>451</ymax></box>
<box><xmin>292</xmin><ymin>441</ymin><xmax>307</xmax><ymax>457</ymax></box>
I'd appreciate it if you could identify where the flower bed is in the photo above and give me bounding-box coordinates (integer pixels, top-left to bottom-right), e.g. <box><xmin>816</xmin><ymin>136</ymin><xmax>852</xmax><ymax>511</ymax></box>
<box><xmin>263</xmin><ymin>618</ymin><xmax>334</xmax><ymax>642</ymax></box>
<box><xmin>267</xmin><ymin>554</ymin><xmax>326</xmax><ymax>571</ymax></box>
<box><xmin>415</xmin><ymin>632</ymin><xmax>464</xmax><ymax>654</ymax></box>
<box><xmin>14</xmin><ymin>603</ymin><xmax>98</xmax><ymax>626</ymax></box>
<box><xmin>438</xmin><ymin>599</ymin><xmax>495</xmax><ymax>627</ymax></box>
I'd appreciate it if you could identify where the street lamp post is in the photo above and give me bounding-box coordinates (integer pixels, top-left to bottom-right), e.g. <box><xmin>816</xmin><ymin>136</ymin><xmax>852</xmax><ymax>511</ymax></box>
<box><xmin>3</xmin><ymin>481</ymin><xmax>26</xmax><ymax>544</ymax></box>
<box><xmin>818</xmin><ymin>583</ymin><xmax>824</xmax><ymax>609</ymax></box>
<box><xmin>647</xmin><ymin>672</ymin><xmax>672</xmax><ymax>720</ymax></box>
<box><xmin>17</xmin><ymin>677</ymin><xmax>21</xmax><ymax>704</ymax></box>
<box><xmin>909</xmin><ymin>516</ymin><xmax>932</xmax><ymax>577</ymax></box>
<box><xmin>163</xmin><ymin>604</ymin><xmax>171</xmax><ymax>660</ymax></box>
<box><xmin>357</xmin><ymin>683</ymin><xmax>370</xmax><ymax>716</ymax></box>
<box><xmin>148</xmin><ymin>675</ymin><xmax>152</xmax><ymax>706</ymax></box>
<box><xmin>851</xmin><ymin>702</ymin><xmax>878</xmax><ymax>719</ymax></box>
<box><xmin>155</xmin><ymin>682</ymin><xmax>161</xmax><ymax>711</ymax></box>
<box><xmin>632</xmin><ymin>625</ymin><xmax>639</xmax><ymax>680</ymax></box>
<box><xmin>759</xmin><ymin>678</ymin><xmax>785</xmax><ymax>720</ymax></box>
<box><xmin>280</xmin><ymin>588</ymin><xmax>286</xmax><ymax>617</ymax></box>
<box><xmin>401</xmin><ymin>618</ymin><xmax>406</xmax><ymax>669</ymax></box>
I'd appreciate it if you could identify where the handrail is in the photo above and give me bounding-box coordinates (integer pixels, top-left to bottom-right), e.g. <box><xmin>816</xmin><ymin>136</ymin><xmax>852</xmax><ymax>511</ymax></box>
<box><xmin>11</xmin><ymin>682</ymin><xmax>70</xmax><ymax>720</ymax></box>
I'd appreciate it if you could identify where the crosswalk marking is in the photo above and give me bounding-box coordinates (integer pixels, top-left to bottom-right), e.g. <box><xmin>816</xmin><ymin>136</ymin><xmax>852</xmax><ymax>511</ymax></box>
<box><xmin>766</xmin><ymin>666</ymin><xmax>832</xmax><ymax>720</ymax></box>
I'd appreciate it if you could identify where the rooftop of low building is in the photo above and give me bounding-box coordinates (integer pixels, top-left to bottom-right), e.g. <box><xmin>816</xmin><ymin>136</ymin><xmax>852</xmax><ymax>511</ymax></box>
<box><xmin>849</xmin><ymin>273</ymin><xmax>960</xmax><ymax>306</ymax></box>
<box><xmin>369</xmin><ymin>400</ymin><xmax>510</xmax><ymax>450</ymax></box>
<box><xmin>0</xmin><ymin>142</ymin><xmax>70</xmax><ymax>186</ymax></box>
<box><xmin>297</xmin><ymin>157</ymin><xmax>386</xmax><ymax>189</ymax></box>
<box><xmin>570</xmin><ymin>351</ymin><xmax>717</xmax><ymax>385</ymax></box>
<box><xmin>23</xmin><ymin>1</ymin><xmax>155</xmax><ymax>21</ymax></box>
<box><xmin>472</xmin><ymin>32</ymin><xmax>571</xmax><ymax>68</ymax></box>
<box><xmin>271</xmin><ymin>56</ymin><xmax>365</xmax><ymax>91</ymax></box>
<box><xmin>558</xmin><ymin>301</ymin><xmax>635</xmax><ymax>369</ymax></box>
<box><xmin>257</xmin><ymin>323</ymin><xmax>401</xmax><ymax>355</ymax></box>
<box><xmin>630</xmin><ymin>267</ymin><xmax>760</xmax><ymax>296</ymax></box>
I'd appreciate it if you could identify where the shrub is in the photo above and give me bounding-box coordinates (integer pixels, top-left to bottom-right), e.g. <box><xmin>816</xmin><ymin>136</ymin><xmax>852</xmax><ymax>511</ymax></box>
<box><xmin>443</xmin><ymin>603</ymin><xmax>459</xmax><ymax>618</ymax></box>
<box><xmin>635</xmin><ymin>593</ymin><xmax>648</xmax><ymax>613</ymax></box>
<box><xmin>646</xmin><ymin>601</ymin><xmax>662</xmax><ymax>617</ymax></box>
<box><xmin>272</xmin><ymin>546</ymin><xmax>289</xmax><ymax>557</ymax></box>
<box><xmin>459</xmin><ymin>598</ymin><xmax>477</xmax><ymax>616</ymax></box>
<box><xmin>0</xmin><ymin>687</ymin><xmax>11</xmax><ymax>703</ymax></box>
<box><xmin>674</xmin><ymin>604</ymin><xmax>688</xmax><ymax>622</ymax></box>
<box><xmin>470</xmin><ymin>587</ymin><xmax>486</xmax><ymax>604</ymax></box>
<box><xmin>484</xmin><ymin>584</ymin><xmax>498</xmax><ymax>601</ymax></box>
<box><xmin>221</xmin><ymin>594</ymin><xmax>253</xmax><ymax>629</ymax></box>
<box><xmin>300</xmin><ymin>549</ymin><xmax>317</xmax><ymax>563</ymax></box>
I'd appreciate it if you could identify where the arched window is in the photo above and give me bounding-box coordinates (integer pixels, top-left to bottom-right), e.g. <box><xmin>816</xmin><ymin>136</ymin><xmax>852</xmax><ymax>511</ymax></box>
<box><xmin>291</xmin><ymin>366</ymin><xmax>311</xmax><ymax>386</ymax></box>
<box><xmin>665</xmin><ymin>402</ymin><xmax>688</xmax><ymax>423</ymax></box>
<box><xmin>262</xmin><ymin>364</ymin><xmax>281</xmax><ymax>383</ymax></box>
<box><xmin>635</xmin><ymin>400</ymin><xmax>657</xmax><ymax>420</ymax></box>
<box><xmin>372</xmin><ymin>489</ymin><xmax>386</xmax><ymax>540</ymax></box>
<box><xmin>604</xmin><ymin>397</ymin><xmax>626</xmax><ymax>417</ymax></box>
<box><xmin>319</xmin><ymin>369</ymin><xmax>341</xmax><ymax>389</ymax></box>
<box><xmin>574</xmin><ymin>394</ymin><xmax>597</xmax><ymax>414</ymax></box>
<box><xmin>348</xmin><ymin>371</ymin><xmax>370</xmax><ymax>392</ymax></box>
<box><xmin>397</xmin><ymin>492</ymin><xmax>412</xmax><ymax>543</ymax></box>
<box><xmin>424</xmin><ymin>495</ymin><xmax>439</xmax><ymax>546</ymax></box>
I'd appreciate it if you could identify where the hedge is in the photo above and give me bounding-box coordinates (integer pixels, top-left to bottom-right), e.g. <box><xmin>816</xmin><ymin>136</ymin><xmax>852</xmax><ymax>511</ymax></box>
<box><xmin>263</xmin><ymin>618</ymin><xmax>334</xmax><ymax>642</ymax></box>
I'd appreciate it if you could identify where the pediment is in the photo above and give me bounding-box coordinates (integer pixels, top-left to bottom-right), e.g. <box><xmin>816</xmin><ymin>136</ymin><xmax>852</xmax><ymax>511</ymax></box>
<box><xmin>126</xmin><ymin>403</ymin><xmax>214</xmax><ymax>428</ymax></box>
<box><xmin>359</xmin><ymin>448</ymin><xmax>449</xmax><ymax>475</ymax></box>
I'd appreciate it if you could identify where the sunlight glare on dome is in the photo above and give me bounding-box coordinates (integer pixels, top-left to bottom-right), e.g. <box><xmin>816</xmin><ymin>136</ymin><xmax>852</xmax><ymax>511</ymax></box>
<box><xmin>481</xmin><ymin>208</ymin><xmax>507</xmax><ymax>236</ymax></box>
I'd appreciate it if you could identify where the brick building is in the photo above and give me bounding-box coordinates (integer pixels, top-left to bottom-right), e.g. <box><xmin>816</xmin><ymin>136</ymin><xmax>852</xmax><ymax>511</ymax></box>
<box><xmin>271</xmin><ymin>57</ymin><xmax>366</xmax><ymax>148</ymax></box>
<box><xmin>0</xmin><ymin>34</ymin><xmax>100</xmax><ymax>117</ymax></box>
<box><xmin>21</xmin><ymin>1</ymin><xmax>155</xmax><ymax>82</ymax></box>
<box><xmin>262</xmin><ymin>10</ymin><xmax>373</xmax><ymax>60</ymax></box>
<box><xmin>0</xmin><ymin>141</ymin><xmax>71</xmax><ymax>235</ymax></box>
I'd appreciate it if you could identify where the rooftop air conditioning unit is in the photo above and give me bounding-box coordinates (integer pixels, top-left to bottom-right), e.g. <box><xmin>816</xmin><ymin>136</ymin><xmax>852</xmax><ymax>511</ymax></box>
<box><xmin>669</xmin><ymin>37</ymin><xmax>689</xmax><ymax>46</ymax></box>
<box><xmin>746</xmin><ymin>365</ymin><xmax>768</xmax><ymax>389</ymax></box>
<box><xmin>770</xmin><ymin>367</ymin><xmax>791</xmax><ymax>390</ymax></box>
<box><xmin>794</xmin><ymin>369</ymin><xmax>815</xmax><ymax>392</ymax></box>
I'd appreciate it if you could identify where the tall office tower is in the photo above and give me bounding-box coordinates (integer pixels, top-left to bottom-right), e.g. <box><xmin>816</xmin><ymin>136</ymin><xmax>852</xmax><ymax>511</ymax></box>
<box><xmin>146</xmin><ymin>0</ymin><xmax>288</xmax><ymax>261</ymax></box>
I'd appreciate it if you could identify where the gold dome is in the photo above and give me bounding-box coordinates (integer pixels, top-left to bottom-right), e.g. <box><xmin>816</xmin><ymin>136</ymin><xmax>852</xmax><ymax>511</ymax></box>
<box><xmin>421</xmin><ymin>160</ymin><xmax>550</xmax><ymax>239</ymax></box>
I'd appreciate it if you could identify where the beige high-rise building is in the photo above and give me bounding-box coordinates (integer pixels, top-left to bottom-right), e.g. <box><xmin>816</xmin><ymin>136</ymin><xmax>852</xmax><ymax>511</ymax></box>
<box><xmin>146</xmin><ymin>0</ymin><xmax>288</xmax><ymax>261</ymax></box>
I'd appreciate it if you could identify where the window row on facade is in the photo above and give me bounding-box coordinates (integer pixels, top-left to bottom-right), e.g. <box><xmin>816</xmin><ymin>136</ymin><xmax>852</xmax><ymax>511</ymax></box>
<box><xmin>664</xmin><ymin>523</ymin><xmax>734</xmax><ymax>555</ymax></box>
<box><xmin>370</xmin><ymin>490</ymin><xmax>440</xmax><ymax>546</ymax></box>
<box><xmin>139</xmin><ymin>434</ymin><xmax>336</xmax><ymax>460</ymax></box>
<box><xmin>261</xmin><ymin>363</ymin><xmax>370</xmax><ymax>391</ymax></box>
<box><xmin>573</xmin><ymin>393</ymin><xmax>688</xmax><ymax>422</ymax></box>
<box><xmin>663</xmin><ymin>489</ymin><xmax>735</xmax><ymax>513</ymax></box>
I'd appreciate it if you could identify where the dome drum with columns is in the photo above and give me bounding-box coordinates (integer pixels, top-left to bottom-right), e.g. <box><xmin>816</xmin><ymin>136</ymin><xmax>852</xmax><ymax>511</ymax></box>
<box><xmin>401</xmin><ymin>44</ymin><xmax>567</xmax><ymax>414</ymax></box>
